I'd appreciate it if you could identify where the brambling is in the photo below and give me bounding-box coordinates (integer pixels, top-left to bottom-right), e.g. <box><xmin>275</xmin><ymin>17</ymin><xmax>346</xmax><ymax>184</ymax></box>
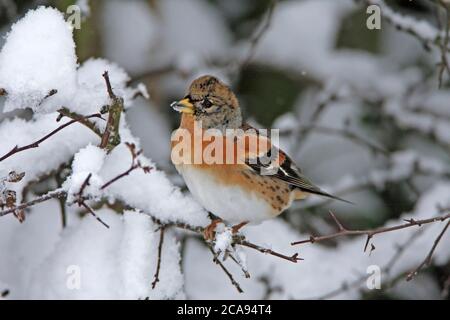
<box><xmin>170</xmin><ymin>75</ymin><xmax>349</xmax><ymax>239</ymax></box>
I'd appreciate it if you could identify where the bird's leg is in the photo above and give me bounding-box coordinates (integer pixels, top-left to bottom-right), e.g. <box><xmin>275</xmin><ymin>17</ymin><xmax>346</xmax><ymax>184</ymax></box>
<box><xmin>203</xmin><ymin>218</ymin><xmax>223</xmax><ymax>240</ymax></box>
<box><xmin>231</xmin><ymin>221</ymin><xmax>249</xmax><ymax>234</ymax></box>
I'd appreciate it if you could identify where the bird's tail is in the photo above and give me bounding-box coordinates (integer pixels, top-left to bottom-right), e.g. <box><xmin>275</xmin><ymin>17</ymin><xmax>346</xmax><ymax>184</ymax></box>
<box><xmin>294</xmin><ymin>187</ymin><xmax>354</xmax><ymax>205</ymax></box>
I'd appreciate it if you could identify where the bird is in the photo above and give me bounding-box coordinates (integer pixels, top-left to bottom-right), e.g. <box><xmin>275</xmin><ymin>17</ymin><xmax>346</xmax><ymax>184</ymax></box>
<box><xmin>170</xmin><ymin>75</ymin><xmax>350</xmax><ymax>240</ymax></box>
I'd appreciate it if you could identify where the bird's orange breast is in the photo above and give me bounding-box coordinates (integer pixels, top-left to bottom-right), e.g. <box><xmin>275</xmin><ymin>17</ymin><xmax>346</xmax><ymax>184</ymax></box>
<box><xmin>171</xmin><ymin>114</ymin><xmax>275</xmax><ymax>166</ymax></box>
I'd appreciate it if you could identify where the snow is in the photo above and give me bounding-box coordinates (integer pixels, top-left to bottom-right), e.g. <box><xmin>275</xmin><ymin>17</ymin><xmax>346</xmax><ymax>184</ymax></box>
<box><xmin>384</xmin><ymin>96</ymin><xmax>450</xmax><ymax>147</ymax></box>
<box><xmin>0</xmin><ymin>112</ymin><xmax>208</xmax><ymax>225</ymax></box>
<box><xmin>99</xmin><ymin>125</ymin><xmax>209</xmax><ymax>227</ymax></box>
<box><xmin>251</xmin><ymin>0</ymin><xmax>424</xmax><ymax>99</ymax></box>
<box><xmin>369</xmin><ymin>150</ymin><xmax>447</xmax><ymax>190</ymax></box>
<box><xmin>71</xmin><ymin>145</ymin><xmax>106</xmax><ymax>174</ymax></box>
<box><xmin>367</xmin><ymin>0</ymin><xmax>439</xmax><ymax>41</ymax></box>
<box><xmin>0</xmin><ymin>200</ymin><xmax>63</xmax><ymax>298</ymax></box>
<box><xmin>63</xmin><ymin>145</ymin><xmax>106</xmax><ymax>202</ymax></box>
<box><xmin>118</xmin><ymin>210</ymin><xmax>184</xmax><ymax>299</ymax></box>
<box><xmin>0</xmin><ymin>114</ymin><xmax>99</xmax><ymax>203</ymax></box>
<box><xmin>0</xmin><ymin>204</ymin><xmax>184</xmax><ymax>299</ymax></box>
<box><xmin>214</xmin><ymin>225</ymin><xmax>233</xmax><ymax>253</ymax></box>
<box><xmin>0</xmin><ymin>7</ymin><xmax>144</xmax><ymax>116</ymax></box>
<box><xmin>252</xmin><ymin>0</ymin><xmax>353</xmax><ymax>79</ymax></box>
<box><xmin>0</xmin><ymin>7</ymin><xmax>77</xmax><ymax>113</ymax></box>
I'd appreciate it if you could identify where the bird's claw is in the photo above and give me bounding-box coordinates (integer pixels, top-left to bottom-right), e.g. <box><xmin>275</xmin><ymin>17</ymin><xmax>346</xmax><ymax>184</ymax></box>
<box><xmin>203</xmin><ymin>218</ymin><xmax>223</xmax><ymax>241</ymax></box>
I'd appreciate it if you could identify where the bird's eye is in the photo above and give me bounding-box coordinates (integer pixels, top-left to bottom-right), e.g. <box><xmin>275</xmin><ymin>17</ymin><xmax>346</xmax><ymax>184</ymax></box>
<box><xmin>203</xmin><ymin>98</ymin><xmax>213</xmax><ymax>109</ymax></box>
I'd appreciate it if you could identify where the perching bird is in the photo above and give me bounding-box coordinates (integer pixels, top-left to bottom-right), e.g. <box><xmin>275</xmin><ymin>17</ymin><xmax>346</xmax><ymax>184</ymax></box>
<box><xmin>171</xmin><ymin>75</ymin><xmax>350</xmax><ymax>239</ymax></box>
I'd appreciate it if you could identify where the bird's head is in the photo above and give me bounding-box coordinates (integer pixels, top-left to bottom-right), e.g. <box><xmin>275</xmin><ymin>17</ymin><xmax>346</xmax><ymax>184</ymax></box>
<box><xmin>171</xmin><ymin>75</ymin><xmax>242</xmax><ymax>130</ymax></box>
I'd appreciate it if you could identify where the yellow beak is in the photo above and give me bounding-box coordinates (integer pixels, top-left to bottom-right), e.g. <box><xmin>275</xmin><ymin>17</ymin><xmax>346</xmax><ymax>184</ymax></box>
<box><xmin>170</xmin><ymin>98</ymin><xmax>194</xmax><ymax>114</ymax></box>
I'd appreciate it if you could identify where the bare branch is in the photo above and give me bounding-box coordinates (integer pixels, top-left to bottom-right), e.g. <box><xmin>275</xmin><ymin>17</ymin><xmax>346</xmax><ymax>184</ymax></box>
<box><xmin>78</xmin><ymin>201</ymin><xmax>109</xmax><ymax>229</ymax></box>
<box><xmin>77</xmin><ymin>173</ymin><xmax>92</xmax><ymax>199</ymax></box>
<box><xmin>100</xmin><ymin>143</ymin><xmax>152</xmax><ymax>190</ymax></box>
<box><xmin>226</xmin><ymin>250</ymin><xmax>251</xmax><ymax>278</ymax></box>
<box><xmin>310</xmin><ymin>229</ymin><xmax>424</xmax><ymax>299</ymax></box>
<box><xmin>292</xmin><ymin>211</ymin><xmax>450</xmax><ymax>248</ymax></box>
<box><xmin>151</xmin><ymin>225</ymin><xmax>165</xmax><ymax>289</ymax></box>
<box><xmin>239</xmin><ymin>238</ymin><xmax>302</xmax><ymax>263</ymax></box>
<box><xmin>102</xmin><ymin>71</ymin><xmax>116</xmax><ymax>100</ymax></box>
<box><xmin>0</xmin><ymin>189</ymin><xmax>66</xmax><ymax>217</ymax></box>
<box><xmin>208</xmin><ymin>245</ymin><xmax>244</xmax><ymax>293</ymax></box>
<box><xmin>57</xmin><ymin>107</ymin><xmax>103</xmax><ymax>137</ymax></box>
<box><xmin>74</xmin><ymin>173</ymin><xmax>109</xmax><ymax>229</ymax></box>
<box><xmin>0</xmin><ymin>113</ymin><xmax>103</xmax><ymax>163</ymax></box>
<box><xmin>406</xmin><ymin>219</ymin><xmax>450</xmax><ymax>281</ymax></box>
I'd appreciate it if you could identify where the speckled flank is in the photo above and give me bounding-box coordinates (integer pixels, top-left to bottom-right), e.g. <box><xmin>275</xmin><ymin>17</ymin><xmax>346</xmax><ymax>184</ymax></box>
<box><xmin>207</xmin><ymin>165</ymin><xmax>295</xmax><ymax>216</ymax></box>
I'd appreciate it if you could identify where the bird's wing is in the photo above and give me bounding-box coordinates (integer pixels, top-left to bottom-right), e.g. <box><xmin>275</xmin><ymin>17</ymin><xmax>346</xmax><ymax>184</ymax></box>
<box><xmin>240</xmin><ymin>123</ymin><xmax>352</xmax><ymax>204</ymax></box>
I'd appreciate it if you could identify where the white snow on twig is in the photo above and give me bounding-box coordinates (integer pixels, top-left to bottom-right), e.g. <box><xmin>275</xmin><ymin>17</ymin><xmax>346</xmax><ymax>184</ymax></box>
<box><xmin>0</xmin><ymin>7</ymin><xmax>77</xmax><ymax>113</ymax></box>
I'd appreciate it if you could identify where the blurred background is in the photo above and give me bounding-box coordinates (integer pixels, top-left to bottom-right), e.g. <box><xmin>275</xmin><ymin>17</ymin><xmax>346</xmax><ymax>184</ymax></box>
<box><xmin>0</xmin><ymin>0</ymin><xmax>449</xmax><ymax>299</ymax></box>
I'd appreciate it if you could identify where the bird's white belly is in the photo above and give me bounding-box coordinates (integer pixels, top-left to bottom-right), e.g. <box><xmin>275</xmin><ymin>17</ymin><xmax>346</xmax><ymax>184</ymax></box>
<box><xmin>177</xmin><ymin>165</ymin><xmax>275</xmax><ymax>224</ymax></box>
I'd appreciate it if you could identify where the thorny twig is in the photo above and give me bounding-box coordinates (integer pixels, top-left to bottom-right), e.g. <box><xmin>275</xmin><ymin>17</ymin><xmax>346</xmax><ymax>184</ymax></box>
<box><xmin>226</xmin><ymin>249</ymin><xmax>251</xmax><ymax>278</ymax></box>
<box><xmin>55</xmin><ymin>167</ymin><xmax>68</xmax><ymax>228</ymax></box>
<box><xmin>239</xmin><ymin>238</ymin><xmax>302</xmax><ymax>263</ymax></box>
<box><xmin>0</xmin><ymin>113</ymin><xmax>103</xmax><ymax>163</ymax></box>
<box><xmin>100</xmin><ymin>142</ymin><xmax>152</xmax><ymax>190</ymax></box>
<box><xmin>0</xmin><ymin>188</ymin><xmax>66</xmax><ymax>217</ymax></box>
<box><xmin>310</xmin><ymin>228</ymin><xmax>424</xmax><ymax>299</ymax></box>
<box><xmin>208</xmin><ymin>245</ymin><xmax>244</xmax><ymax>293</ymax></box>
<box><xmin>79</xmin><ymin>201</ymin><xmax>109</xmax><ymax>229</ymax></box>
<box><xmin>0</xmin><ymin>143</ymin><xmax>152</xmax><ymax>218</ymax></box>
<box><xmin>406</xmin><ymin>219</ymin><xmax>450</xmax><ymax>281</ymax></box>
<box><xmin>292</xmin><ymin>211</ymin><xmax>450</xmax><ymax>252</ymax></box>
<box><xmin>151</xmin><ymin>225</ymin><xmax>165</xmax><ymax>289</ymax></box>
<box><xmin>2</xmin><ymin>189</ymin><xmax>448</xmax><ymax>268</ymax></box>
<box><xmin>57</xmin><ymin>107</ymin><xmax>103</xmax><ymax>137</ymax></box>
<box><xmin>75</xmin><ymin>173</ymin><xmax>109</xmax><ymax>229</ymax></box>
<box><xmin>1</xmin><ymin>185</ymin><xmax>449</xmax><ymax>293</ymax></box>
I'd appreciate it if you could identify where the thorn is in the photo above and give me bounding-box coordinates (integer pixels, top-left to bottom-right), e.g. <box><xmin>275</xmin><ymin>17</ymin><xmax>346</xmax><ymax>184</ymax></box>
<box><xmin>363</xmin><ymin>235</ymin><xmax>372</xmax><ymax>252</ymax></box>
